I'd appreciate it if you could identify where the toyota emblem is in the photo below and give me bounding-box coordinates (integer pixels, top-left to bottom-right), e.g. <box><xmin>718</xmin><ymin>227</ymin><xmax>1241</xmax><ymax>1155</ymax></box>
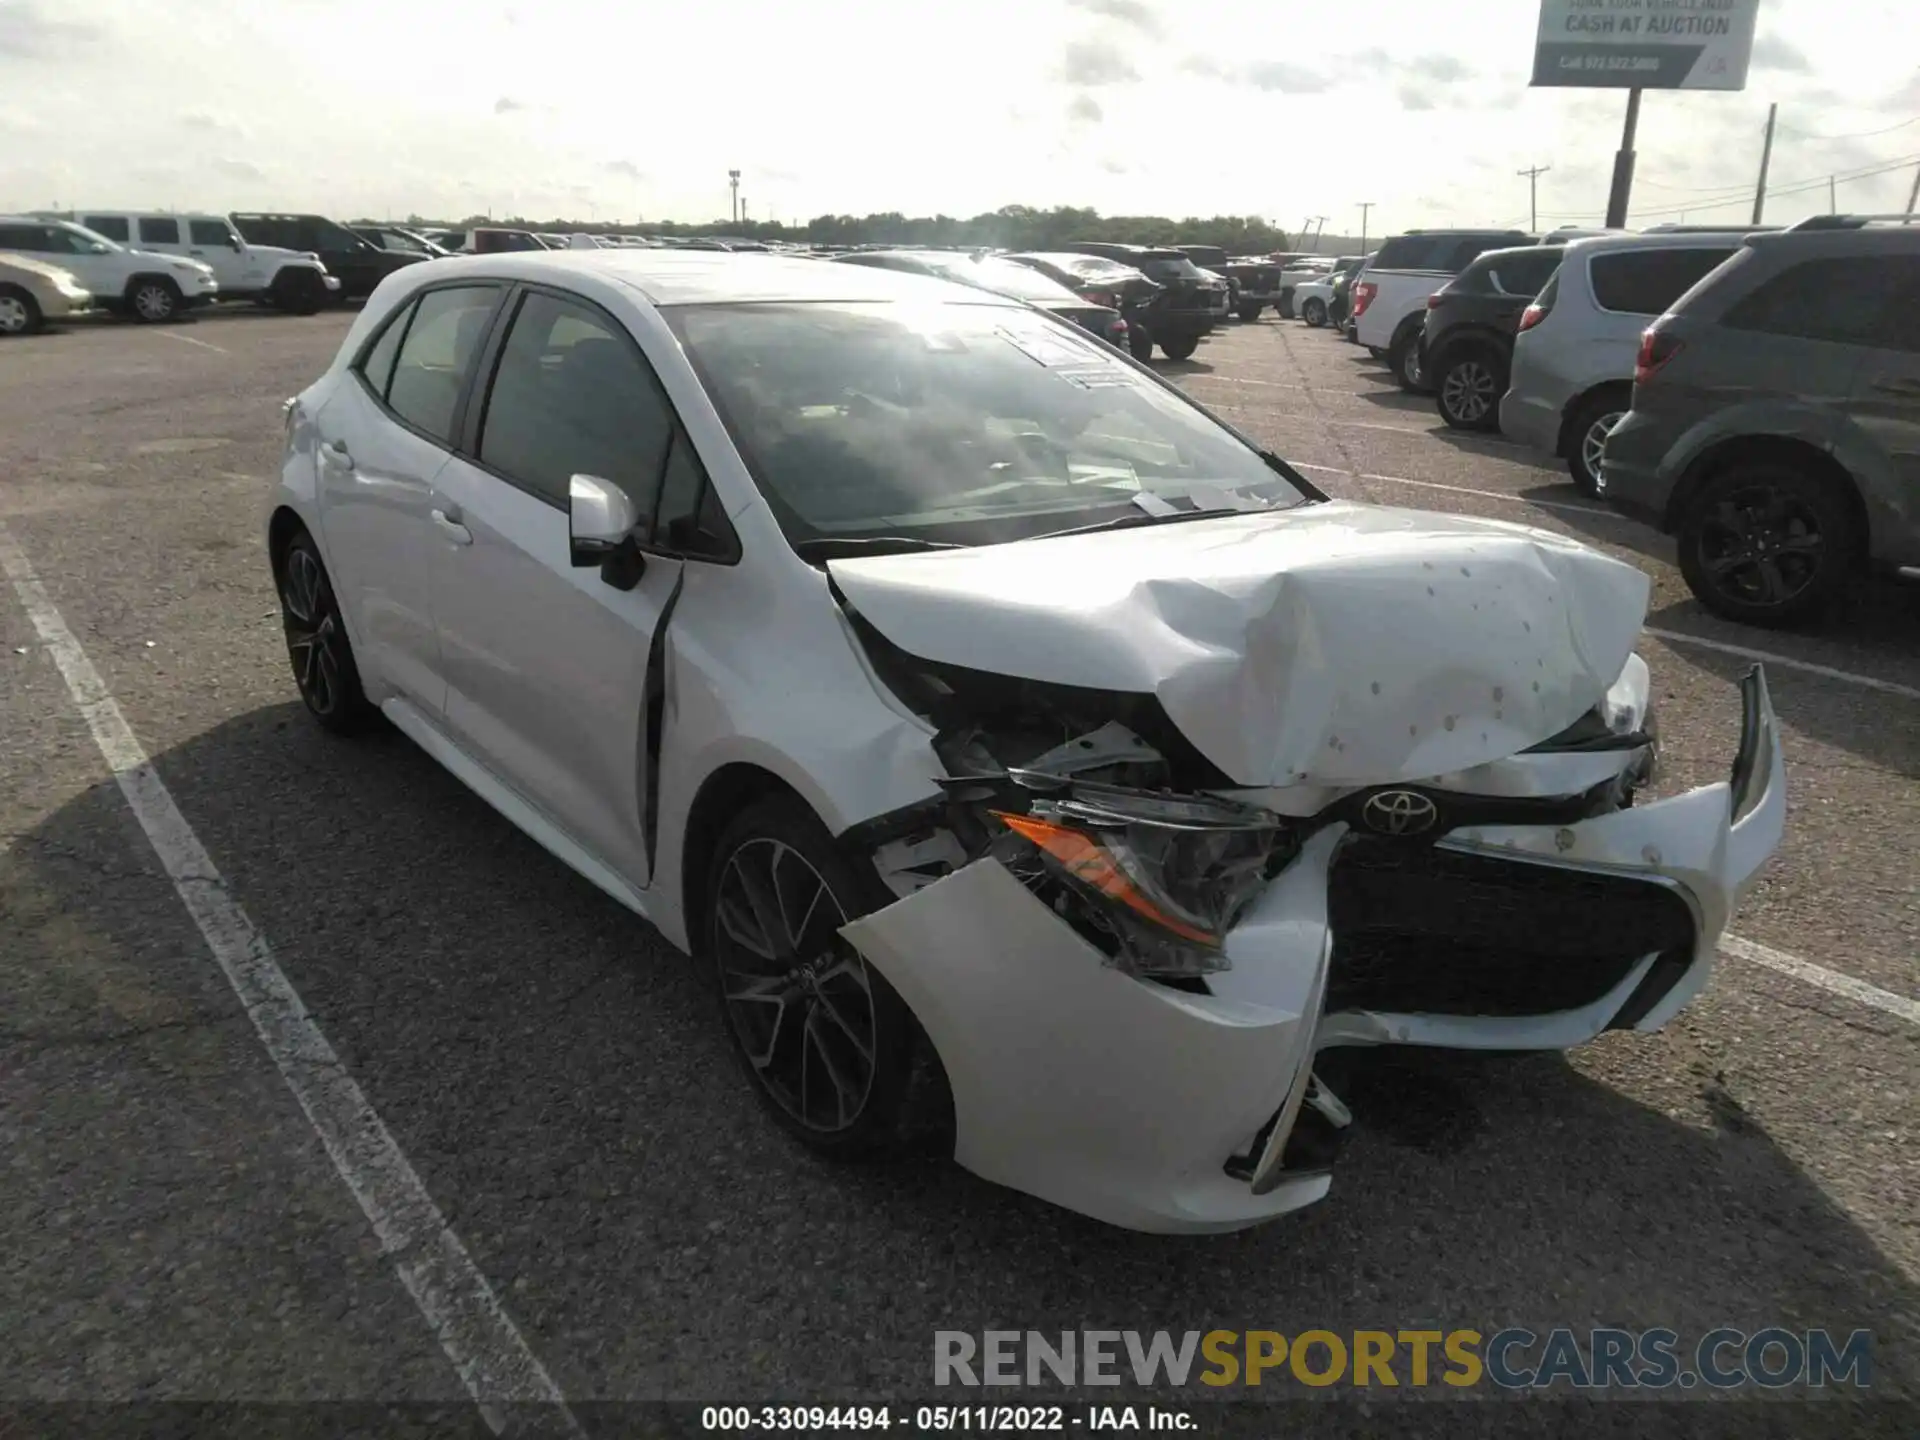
<box><xmin>1362</xmin><ymin>789</ymin><xmax>1439</xmax><ymax>837</ymax></box>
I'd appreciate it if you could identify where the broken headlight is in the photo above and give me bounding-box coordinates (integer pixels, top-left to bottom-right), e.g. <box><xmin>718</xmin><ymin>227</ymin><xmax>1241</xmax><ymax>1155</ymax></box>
<box><xmin>990</xmin><ymin>785</ymin><xmax>1296</xmax><ymax>980</ymax></box>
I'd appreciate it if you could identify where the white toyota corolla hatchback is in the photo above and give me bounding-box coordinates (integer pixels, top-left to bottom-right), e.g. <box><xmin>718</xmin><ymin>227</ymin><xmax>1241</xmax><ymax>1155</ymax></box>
<box><xmin>268</xmin><ymin>249</ymin><xmax>1785</xmax><ymax>1233</ymax></box>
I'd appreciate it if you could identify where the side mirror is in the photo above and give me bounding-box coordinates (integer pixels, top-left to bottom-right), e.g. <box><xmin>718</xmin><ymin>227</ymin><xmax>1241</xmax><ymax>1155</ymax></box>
<box><xmin>228</xmin><ymin>236</ymin><xmax>244</xmax><ymax>250</ymax></box>
<box><xmin>569</xmin><ymin>473</ymin><xmax>646</xmax><ymax>589</ymax></box>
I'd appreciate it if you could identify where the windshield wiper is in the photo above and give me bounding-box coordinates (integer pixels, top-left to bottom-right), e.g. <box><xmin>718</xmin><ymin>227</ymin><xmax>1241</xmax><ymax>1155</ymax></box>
<box><xmin>792</xmin><ymin>535</ymin><xmax>964</xmax><ymax>562</ymax></box>
<box><xmin>1041</xmin><ymin>504</ymin><xmax>1249</xmax><ymax>541</ymax></box>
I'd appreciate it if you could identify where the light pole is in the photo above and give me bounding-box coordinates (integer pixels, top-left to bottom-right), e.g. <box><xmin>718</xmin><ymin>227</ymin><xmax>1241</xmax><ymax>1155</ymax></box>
<box><xmin>728</xmin><ymin>169</ymin><xmax>741</xmax><ymax>225</ymax></box>
<box><xmin>1358</xmin><ymin>201</ymin><xmax>1373</xmax><ymax>252</ymax></box>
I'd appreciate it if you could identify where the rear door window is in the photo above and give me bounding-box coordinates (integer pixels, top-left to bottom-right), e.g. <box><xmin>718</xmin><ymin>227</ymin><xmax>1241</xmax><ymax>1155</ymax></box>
<box><xmin>137</xmin><ymin>217</ymin><xmax>181</xmax><ymax>246</ymax></box>
<box><xmin>82</xmin><ymin>215</ymin><xmax>129</xmax><ymax>242</ymax></box>
<box><xmin>1723</xmin><ymin>255</ymin><xmax>1920</xmax><ymax>352</ymax></box>
<box><xmin>385</xmin><ymin>285</ymin><xmax>502</xmax><ymax>445</ymax></box>
<box><xmin>1588</xmin><ymin>247</ymin><xmax>1737</xmax><ymax>315</ymax></box>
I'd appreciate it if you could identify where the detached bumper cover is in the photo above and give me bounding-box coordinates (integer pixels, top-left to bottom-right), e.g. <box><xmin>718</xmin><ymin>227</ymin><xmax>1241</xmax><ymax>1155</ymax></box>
<box><xmin>839</xmin><ymin>670</ymin><xmax>1784</xmax><ymax>1234</ymax></box>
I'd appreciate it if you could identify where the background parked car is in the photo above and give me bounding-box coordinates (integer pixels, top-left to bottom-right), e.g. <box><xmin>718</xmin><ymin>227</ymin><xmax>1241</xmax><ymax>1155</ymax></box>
<box><xmin>1419</xmin><ymin>245</ymin><xmax>1565</xmax><ymax>432</ymax></box>
<box><xmin>1293</xmin><ymin>255</ymin><xmax>1370</xmax><ymax>328</ymax></box>
<box><xmin>1174</xmin><ymin>245</ymin><xmax>1283</xmax><ymax>320</ymax></box>
<box><xmin>351</xmin><ymin>224</ymin><xmax>452</xmax><ymax>258</ymax></box>
<box><xmin>1603</xmin><ymin>217</ymin><xmax>1920</xmax><ymax>628</ymax></box>
<box><xmin>0</xmin><ymin>216</ymin><xmax>218</xmax><ymax>322</ymax></box>
<box><xmin>230</xmin><ymin>212</ymin><xmax>425</xmax><ymax>302</ymax></box>
<box><xmin>0</xmin><ymin>253</ymin><xmax>92</xmax><ymax>335</ymax></box>
<box><xmin>1003</xmin><ymin>251</ymin><xmax>1163</xmax><ymax>359</ymax></box>
<box><xmin>78</xmin><ymin>211</ymin><xmax>338</xmax><ymax>314</ymax></box>
<box><xmin>1501</xmin><ymin>231</ymin><xmax>1749</xmax><ymax>496</ymax></box>
<box><xmin>1274</xmin><ymin>255</ymin><xmax>1336</xmax><ymax>319</ymax></box>
<box><xmin>1061</xmin><ymin>242</ymin><xmax>1226</xmax><ymax>360</ymax></box>
<box><xmin>1353</xmin><ymin>228</ymin><xmax>1535</xmax><ymax>388</ymax></box>
<box><xmin>831</xmin><ymin>250</ymin><xmax>1128</xmax><ymax>348</ymax></box>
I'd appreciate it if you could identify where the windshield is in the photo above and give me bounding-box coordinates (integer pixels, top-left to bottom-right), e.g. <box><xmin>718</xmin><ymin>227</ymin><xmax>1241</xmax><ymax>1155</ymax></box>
<box><xmin>62</xmin><ymin>222</ymin><xmax>123</xmax><ymax>253</ymax></box>
<box><xmin>666</xmin><ymin>301</ymin><xmax>1311</xmax><ymax>551</ymax></box>
<box><xmin>923</xmin><ymin>256</ymin><xmax>1080</xmax><ymax>303</ymax></box>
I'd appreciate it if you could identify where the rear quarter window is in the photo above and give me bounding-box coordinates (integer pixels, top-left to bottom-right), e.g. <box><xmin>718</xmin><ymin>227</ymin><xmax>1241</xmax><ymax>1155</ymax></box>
<box><xmin>1721</xmin><ymin>254</ymin><xmax>1920</xmax><ymax>351</ymax></box>
<box><xmin>1588</xmin><ymin>247</ymin><xmax>1738</xmax><ymax>315</ymax></box>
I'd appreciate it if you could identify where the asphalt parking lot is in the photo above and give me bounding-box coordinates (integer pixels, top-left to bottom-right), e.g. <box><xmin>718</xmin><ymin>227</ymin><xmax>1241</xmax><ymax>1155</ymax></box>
<box><xmin>2</xmin><ymin>307</ymin><xmax>1916</xmax><ymax>1436</ymax></box>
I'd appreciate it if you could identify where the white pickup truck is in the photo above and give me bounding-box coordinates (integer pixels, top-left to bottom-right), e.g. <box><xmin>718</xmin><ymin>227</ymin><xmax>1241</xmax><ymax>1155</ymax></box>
<box><xmin>1351</xmin><ymin>229</ymin><xmax>1535</xmax><ymax>389</ymax></box>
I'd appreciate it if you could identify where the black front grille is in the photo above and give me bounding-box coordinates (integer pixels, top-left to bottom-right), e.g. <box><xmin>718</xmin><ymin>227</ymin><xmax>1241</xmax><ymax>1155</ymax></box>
<box><xmin>1325</xmin><ymin>840</ymin><xmax>1697</xmax><ymax>1018</ymax></box>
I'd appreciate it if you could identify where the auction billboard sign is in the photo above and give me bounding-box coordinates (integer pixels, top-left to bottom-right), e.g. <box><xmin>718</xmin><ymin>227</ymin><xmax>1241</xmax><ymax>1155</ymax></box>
<box><xmin>1532</xmin><ymin>0</ymin><xmax>1760</xmax><ymax>90</ymax></box>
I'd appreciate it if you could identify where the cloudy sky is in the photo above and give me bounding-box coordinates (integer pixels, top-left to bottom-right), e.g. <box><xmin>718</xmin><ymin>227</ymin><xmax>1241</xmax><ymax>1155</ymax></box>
<box><xmin>0</xmin><ymin>0</ymin><xmax>1914</xmax><ymax>234</ymax></box>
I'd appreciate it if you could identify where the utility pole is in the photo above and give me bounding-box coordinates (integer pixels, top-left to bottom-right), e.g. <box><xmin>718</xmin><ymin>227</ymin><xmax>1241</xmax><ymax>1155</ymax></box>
<box><xmin>1307</xmin><ymin>215</ymin><xmax>1328</xmax><ymax>251</ymax></box>
<box><xmin>728</xmin><ymin>169</ymin><xmax>741</xmax><ymax>224</ymax></box>
<box><xmin>1752</xmin><ymin>103</ymin><xmax>1777</xmax><ymax>224</ymax></box>
<box><xmin>1904</xmin><ymin>162</ymin><xmax>1920</xmax><ymax>223</ymax></box>
<box><xmin>1358</xmin><ymin>201</ymin><xmax>1373</xmax><ymax>251</ymax></box>
<box><xmin>1516</xmin><ymin>165</ymin><xmax>1551</xmax><ymax>232</ymax></box>
<box><xmin>1604</xmin><ymin>88</ymin><xmax>1642</xmax><ymax>229</ymax></box>
<box><xmin>1828</xmin><ymin>173</ymin><xmax>1838</xmax><ymax>214</ymax></box>
<box><xmin>1297</xmin><ymin>214</ymin><xmax>1314</xmax><ymax>250</ymax></box>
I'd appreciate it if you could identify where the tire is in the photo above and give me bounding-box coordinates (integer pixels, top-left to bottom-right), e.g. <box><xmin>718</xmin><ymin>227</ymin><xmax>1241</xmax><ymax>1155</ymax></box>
<box><xmin>272</xmin><ymin>270</ymin><xmax>323</xmax><ymax>316</ymax></box>
<box><xmin>1127</xmin><ymin>324</ymin><xmax>1154</xmax><ymax>360</ymax></box>
<box><xmin>127</xmin><ymin>278</ymin><xmax>181</xmax><ymax>323</ymax></box>
<box><xmin>1301</xmin><ymin>298</ymin><xmax>1328</xmax><ymax>328</ymax></box>
<box><xmin>1388</xmin><ymin>326</ymin><xmax>1429</xmax><ymax>392</ymax></box>
<box><xmin>1277</xmin><ymin>292</ymin><xmax>1296</xmax><ymax>320</ymax></box>
<box><xmin>1433</xmin><ymin>343</ymin><xmax>1507</xmax><ymax>432</ymax></box>
<box><xmin>0</xmin><ymin>285</ymin><xmax>43</xmax><ymax>336</ymax></box>
<box><xmin>1366</xmin><ymin>345</ymin><xmax>1385</xmax><ymax>360</ymax></box>
<box><xmin>276</xmin><ymin>529</ymin><xmax>376</xmax><ymax>734</ymax></box>
<box><xmin>1675</xmin><ymin>460</ymin><xmax>1861</xmax><ymax>629</ymax></box>
<box><xmin>1158</xmin><ymin>334</ymin><xmax>1200</xmax><ymax>361</ymax></box>
<box><xmin>1565</xmin><ymin>389</ymin><xmax>1630</xmax><ymax>498</ymax></box>
<box><xmin>704</xmin><ymin>795</ymin><xmax>930</xmax><ymax>1159</ymax></box>
<box><xmin>1235</xmin><ymin>300</ymin><xmax>1264</xmax><ymax>322</ymax></box>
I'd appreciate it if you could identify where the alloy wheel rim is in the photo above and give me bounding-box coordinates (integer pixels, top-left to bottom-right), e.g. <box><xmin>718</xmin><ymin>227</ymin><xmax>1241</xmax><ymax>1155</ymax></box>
<box><xmin>136</xmin><ymin>286</ymin><xmax>172</xmax><ymax>320</ymax></box>
<box><xmin>281</xmin><ymin>548</ymin><xmax>341</xmax><ymax>715</ymax></box>
<box><xmin>713</xmin><ymin>837</ymin><xmax>876</xmax><ymax>1133</ymax></box>
<box><xmin>1402</xmin><ymin>346</ymin><xmax>1422</xmax><ymax>386</ymax></box>
<box><xmin>1697</xmin><ymin>484</ymin><xmax>1824</xmax><ymax>608</ymax></box>
<box><xmin>1306</xmin><ymin>301</ymin><xmax>1325</xmax><ymax>324</ymax></box>
<box><xmin>1442</xmin><ymin>361</ymin><xmax>1495</xmax><ymax>422</ymax></box>
<box><xmin>0</xmin><ymin>297</ymin><xmax>26</xmax><ymax>333</ymax></box>
<box><xmin>1583</xmin><ymin>412</ymin><xmax>1623</xmax><ymax>488</ymax></box>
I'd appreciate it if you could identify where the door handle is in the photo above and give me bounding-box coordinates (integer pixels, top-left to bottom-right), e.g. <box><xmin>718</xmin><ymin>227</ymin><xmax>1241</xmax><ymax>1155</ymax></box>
<box><xmin>318</xmin><ymin>440</ymin><xmax>352</xmax><ymax>468</ymax></box>
<box><xmin>431</xmin><ymin>508</ymin><xmax>472</xmax><ymax>546</ymax></box>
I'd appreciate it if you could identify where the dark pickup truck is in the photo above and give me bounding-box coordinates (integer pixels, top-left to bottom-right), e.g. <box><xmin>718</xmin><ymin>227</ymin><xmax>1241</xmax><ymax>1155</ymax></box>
<box><xmin>1062</xmin><ymin>242</ymin><xmax>1228</xmax><ymax>359</ymax></box>
<box><xmin>1173</xmin><ymin>245</ymin><xmax>1283</xmax><ymax>320</ymax></box>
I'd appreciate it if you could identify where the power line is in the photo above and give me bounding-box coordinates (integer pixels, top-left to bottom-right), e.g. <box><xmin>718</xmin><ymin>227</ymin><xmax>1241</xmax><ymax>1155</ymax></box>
<box><xmin>1538</xmin><ymin>153</ymin><xmax>1920</xmax><ymax>223</ymax></box>
<box><xmin>1777</xmin><ymin>114</ymin><xmax>1920</xmax><ymax>142</ymax></box>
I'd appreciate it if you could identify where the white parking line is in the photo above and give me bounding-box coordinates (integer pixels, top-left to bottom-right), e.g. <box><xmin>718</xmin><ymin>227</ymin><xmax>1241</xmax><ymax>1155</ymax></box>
<box><xmin>1721</xmin><ymin>935</ymin><xmax>1920</xmax><ymax>1027</ymax></box>
<box><xmin>151</xmin><ymin>330</ymin><xmax>228</xmax><ymax>355</ymax></box>
<box><xmin>1644</xmin><ymin>629</ymin><xmax>1920</xmax><ymax>705</ymax></box>
<box><xmin>0</xmin><ymin>521</ymin><xmax>578</xmax><ymax>1437</ymax></box>
<box><xmin>1291</xmin><ymin>460</ymin><xmax>1618</xmax><ymax>518</ymax></box>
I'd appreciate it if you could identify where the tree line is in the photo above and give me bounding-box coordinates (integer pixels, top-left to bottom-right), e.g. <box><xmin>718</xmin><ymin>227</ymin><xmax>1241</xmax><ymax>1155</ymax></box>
<box><xmin>420</xmin><ymin>204</ymin><xmax>1295</xmax><ymax>253</ymax></box>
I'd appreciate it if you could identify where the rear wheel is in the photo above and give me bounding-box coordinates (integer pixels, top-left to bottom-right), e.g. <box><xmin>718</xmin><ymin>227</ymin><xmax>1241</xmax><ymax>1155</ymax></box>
<box><xmin>1388</xmin><ymin>326</ymin><xmax>1427</xmax><ymax>392</ymax></box>
<box><xmin>272</xmin><ymin>270</ymin><xmax>323</xmax><ymax>315</ymax></box>
<box><xmin>1433</xmin><ymin>343</ymin><xmax>1506</xmax><ymax>432</ymax></box>
<box><xmin>0</xmin><ymin>286</ymin><xmax>42</xmax><ymax>336</ymax></box>
<box><xmin>1301</xmin><ymin>297</ymin><xmax>1328</xmax><ymax>328</ymax></box>
<box><xmin>277</xmin><ymin>530</ymin><xmax>376</xmax><ymax>733</ymax></box>
<box><xmin>127</xmin><ymin>278</ymin><xmax>180</xmax><ymax>323</ymax></box>
<box><xmin>1158</xmin><ymin>334</ymin><xmax>1200</xmax><ymax>361</ymax></box>
<box><xmin>705</xmin><ymin>796</ymin><xmax>930</xmax><ymax>1158</ymax></box>
<box><xmin>1127</xmin><ymin>324</ymin><xmax>1154</xmax><ymax>360</ymax></box>
<box><xmin>1566</xmin><ymin>390</ymin><xmax>1629</xmax><ymax>497</ymax></box>
<box><xmin>1366</xmin><ymin>344</ymin><xmax>1385</xmax><ymax>359</ymax></box>
<box><xmin>1676</xmin><ymin>461</ymin><xmax>1861</xmax><ymax>628</ymax></box>
<box><xmin>1235</xmin><ymin>300</ymin><xmax>1264</xmax><ymax>322</ymax></box>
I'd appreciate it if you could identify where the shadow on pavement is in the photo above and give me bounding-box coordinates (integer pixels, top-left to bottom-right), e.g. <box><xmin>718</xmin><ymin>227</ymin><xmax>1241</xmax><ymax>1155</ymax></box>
<box><xmin>9</xmin><ymin>694</ymin><xmax>1913</xmax><ymax>1422</ymax></box>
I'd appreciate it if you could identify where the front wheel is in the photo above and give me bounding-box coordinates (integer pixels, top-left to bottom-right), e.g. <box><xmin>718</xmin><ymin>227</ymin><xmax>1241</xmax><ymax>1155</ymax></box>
<box><xmin>1302</xmin><ymin>298</ymin><xmax>1328</xmax><ymax>328</ymax></box>
<box><xmin>1433</xmin><ymin>345</ymin><xmax>1506</xmax><ymax>432</ymax></box>
<box><xmin>128</xmin><ymin>279</ymin><xmax>180</xmax><ymax>323</ymax></box>
<box><xmin>278</xmin><ymin>530</ymin><xmax>376</xmax><ymax>733</ymax></box>
<box><xmin>0</xmin><ymin>285</ymin><xmax>43</xmax><ymax>336</ymax></box>
<box><xmin>706</xmin><ymin>797</ymin><xmax>930</xmax><ymax>1158</ymax></box>
<box><xmin>1676</xmin><ymin>462</ymin><xmax>1861</xmax><ymax>628</ymax></box>
<box><xmin>1566</xmin><ymin>391</ymin><xmax>1629</xmax><ymax>497</ymax></box>
<box><xmin>1158</xmin><ymin>334</ymin><xmax>1200</xmax><ymax>361</ymax></box>
<box><xmin>273</xmin><ymin>272</ymin><xmax>323</xmax><ymax>315</ymax></box>
<box><xmin>1127</xmin><ymin>324</ymin><xmax>1154</xmax><ymax>360</ymax></box>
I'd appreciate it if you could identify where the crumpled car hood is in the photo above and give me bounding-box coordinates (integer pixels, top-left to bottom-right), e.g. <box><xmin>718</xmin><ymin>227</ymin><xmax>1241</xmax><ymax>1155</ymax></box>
<box><xmin>828</xmin><ymin>501</ymin><xmax>1651</xmax><ymax>787</ymax></box>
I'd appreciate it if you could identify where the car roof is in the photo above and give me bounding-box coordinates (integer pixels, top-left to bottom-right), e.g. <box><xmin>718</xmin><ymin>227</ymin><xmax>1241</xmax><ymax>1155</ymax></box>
<box><xmin>1560</xmin><ymin>231</ymin><xmax>1759</xmax><ymax>257</ymax></box>
<box><xmin>391</xmin><ymin>250</ymin><xmax>1023</xmax><ymax>307</ymax></box>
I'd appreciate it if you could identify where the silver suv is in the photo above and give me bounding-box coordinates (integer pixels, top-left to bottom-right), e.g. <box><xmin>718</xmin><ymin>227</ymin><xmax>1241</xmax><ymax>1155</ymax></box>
<box><xmin>1500</xmin><ymin>232</ymin><xmax>1752</xmax><ymax>495</ymax></box>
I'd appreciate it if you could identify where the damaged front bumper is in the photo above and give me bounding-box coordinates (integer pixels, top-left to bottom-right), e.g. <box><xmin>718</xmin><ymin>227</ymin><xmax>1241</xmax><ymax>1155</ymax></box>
<box><xmin>839</xmin><ymin>668</ymin><xmax>1785</xmax><ymax>1234</ymax></box>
